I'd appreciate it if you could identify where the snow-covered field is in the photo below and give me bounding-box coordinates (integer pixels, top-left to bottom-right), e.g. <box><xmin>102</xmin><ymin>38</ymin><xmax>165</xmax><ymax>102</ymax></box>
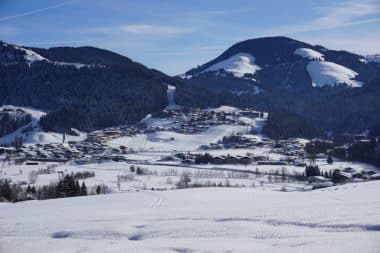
<box><xmin>1</xmin><ymin>181</ymin><xmax>380</xmax><ymax>253</ymax></box>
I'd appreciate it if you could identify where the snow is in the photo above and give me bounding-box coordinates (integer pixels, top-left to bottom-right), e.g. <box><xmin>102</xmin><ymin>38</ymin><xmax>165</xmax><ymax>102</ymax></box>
<box><xmin>177</xmin><ymin>74</ymin><xmax>192</xmax><ymax>79</ymax></box>
<box><xmin>13</xmin><ymin>46</ymin><xmax>49</xmax><ymax>65</ymax></box>
<box><xmin>53</xmin><ymin>61</ymin><xmax>89</xmax><ymax>69</ymax></box>
<box><xmin>294</xmin><ymin>48</ymin><xmax>324</xmax><ymax>60</ymax></box>
<box><xmin>208</xmin><ymin>105</ymin><xmax>241</xmax><ymax>113</ymax></box>
<box><xmin>165</xmin><ymin>85</ymin><xmax>179</xmax><ymax>110</ymax></box>
<box><xmin>108</xmin><ymin>125</ymin><xmax>247</xmax><ymax>152</ymax></box>
<box><xmin>1</xmin><ymin>181</ymin><xmax>380</xmax><ymax>253</ymax></box>
<box><xmin>366</xmin><ymin>54</ymin><xmax>380</xmax><ymax>63</ymax></box>
<box><xmin>306</xmin><ymin>61</ymin><xmax>363</xmax><ymax>88</ymax></box>
<box><xmin>0</xmin><ymin>105</ymin><xmax>86</xmax><ymax>145</ymax></box>
<box><xmin>11</xmin><ymin>45</ymin><xmax>91</xmax><ymax>69</ymax></box>
<box><xmin>202</xmin><ymin>53</ymin><xmax>261</xmax><ymax>78</ymax></box>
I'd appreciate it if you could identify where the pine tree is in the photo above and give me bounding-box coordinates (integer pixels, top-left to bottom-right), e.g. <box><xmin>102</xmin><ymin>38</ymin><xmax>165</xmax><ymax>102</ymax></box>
<box><xmin>327</xmin><ymin>154</ymin><xmax>333</xmax><ymax>164</ymax></box>
<box><xmin>96</xmin><ymin>185</ymin><xmax>101</xmax><ymax>194</ymax></box>
<box><xmin>80</xmin><ymin>182</ymin><xmax>87</xmax><ymax>196</ymax></box>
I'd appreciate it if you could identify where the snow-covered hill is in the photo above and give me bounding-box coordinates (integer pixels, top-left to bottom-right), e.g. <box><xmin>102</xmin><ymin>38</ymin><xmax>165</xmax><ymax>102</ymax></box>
<box><xmin>185</xmin><ymin>36</ymin><xmax>373</xmax><ymax>89</ymax></box>
<box><xmin>0</xmin><ymin>105</ymin><xmax>86</xmax><ymax>145</ymax></box>
<box><xmin>1</xmin><ymin>42</ymin><xmax>93</xmax><ymax>69</ymax></box>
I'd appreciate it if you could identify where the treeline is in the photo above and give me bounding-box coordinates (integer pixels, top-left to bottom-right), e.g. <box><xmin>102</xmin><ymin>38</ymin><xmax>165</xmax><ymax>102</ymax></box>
<box><xmin>0</xmin><ymin>174</ymin><xmax>109</xmax><ymax>202</ymax></box>
<box><xmin>333</xmin><ymin>139</ymin><xmax>380</xmax><ymax>168</ymax></box>
<box><xmin>263</xmin><ymin>109</ymin><xmax>322</xmax><ymax>139</ymax></box>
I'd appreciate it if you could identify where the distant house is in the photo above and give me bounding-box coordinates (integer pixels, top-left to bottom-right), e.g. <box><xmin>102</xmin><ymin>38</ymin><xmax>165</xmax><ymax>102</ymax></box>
<box><xmin>257</xmin><ymin>161</ymin><xmax>287</xmax><ymax>165</ymax></box>
<box><xmin>212</xmin><ymin>156</ymin><xmax>225</xmax><ymax>164</ymax></box>
<box><xmin>239</xmin><ymin>156</ymin><xmax>251</xmax><ymax>165</ymax></box>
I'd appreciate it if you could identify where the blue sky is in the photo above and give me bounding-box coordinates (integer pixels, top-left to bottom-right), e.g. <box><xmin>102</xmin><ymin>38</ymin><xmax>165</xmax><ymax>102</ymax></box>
<box><xmin>0</xmin><ymin>0</ymin><xmax>379</xmax><ymax>75</ymax></box>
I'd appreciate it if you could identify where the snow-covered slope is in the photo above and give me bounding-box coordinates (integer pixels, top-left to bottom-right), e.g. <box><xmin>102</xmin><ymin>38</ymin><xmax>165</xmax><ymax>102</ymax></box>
<box><xmin>0</xmin><ymin>105</ymin><xmax>86</xmax><ymax>145</ymax></box>
<box><xmin>108</xmin><ymin>124</ymin><xmax>247</xmax><ymax>151</ymax></box>
<box><xmin>294</xmin><ymin>48</ymin><xmax>324</xmax><ymax>60</ymax></box>
<box><xmin>8</xmin><ymin>44</ymin><xmax>91</xmax><ymax>69</ymax></box>
<box><xmin>293</xmin><ymin>47</ymin><xmax>362</xmax><ymax>87</ymax></box>
<box><xmin>1</xmin><ymin>181</ymin><xmax>379</xmax><ymax>253</ymax></box>
<box><xmin>13</xmin><ymin>45</ymin><xmax>49</xmax><ymax>66</ymax></box>
<box><xmin>306</xmin><ymin>61</ymin><xmax>362</xmax><ymax>88</ymax></box>
<box><xmin>202</xmin><ymin>53</ymin><xmax>261</xmax><ymax>78</ymax></box>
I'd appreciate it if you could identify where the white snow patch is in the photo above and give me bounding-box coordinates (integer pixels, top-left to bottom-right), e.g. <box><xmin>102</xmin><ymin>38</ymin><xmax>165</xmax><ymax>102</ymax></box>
<box><xmin>294</xmin><ymin>48</ymin><xmax>324</xmax><ymax>60</ymax></box>
<box><xmin>53</xmin><ymin>61</ymin><xmax>90</xmax><ymax>69</ymax></box>
<box><xmin>166</xmin><ymin>85</ymin><xmax>179</xmax><ymax>110</ymax></box>
<box><xmin>306</xmin><ymin>61</ymin><xmax>362</xmax><ymax>88</ymax></box>
<box><xmin>208</xmin><ymin>106</ymin><xmax>241</xmax><ymax>113</ymax></box>
<box><xmin>13</xmin><ymin>46</ymin><xmax>49</xmax><ymax>65</ymax></box>
<box><xmin>177</xmin><ymin>74</ymin><xmax>192</xmax><ymax>79</ymax></box>
<box><xmin>202</xmin><ymin>53</ymin><xmax>261</xmax><ymax>78</ymax></box>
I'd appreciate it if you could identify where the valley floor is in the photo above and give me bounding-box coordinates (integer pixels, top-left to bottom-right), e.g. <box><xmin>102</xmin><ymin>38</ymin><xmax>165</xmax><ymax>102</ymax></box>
<box><xmin>1</xmin><ymin>181</ymin><xmax>380</xmax><ymax>253</ymax></box>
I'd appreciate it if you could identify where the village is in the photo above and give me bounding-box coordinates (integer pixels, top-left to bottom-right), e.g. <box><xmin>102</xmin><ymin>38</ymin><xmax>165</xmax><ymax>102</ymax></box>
<box><xmin>1</xmin><ymin>105</ymin><xmax>380</xmax><ymax>200</ymax></box>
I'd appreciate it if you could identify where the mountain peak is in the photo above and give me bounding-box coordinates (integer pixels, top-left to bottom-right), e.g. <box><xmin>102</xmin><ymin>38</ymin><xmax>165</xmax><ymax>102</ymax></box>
<box><xmin>185</xmin><ymin>36</ymin><xmax>370</xmax><ymax>89</ymax></box>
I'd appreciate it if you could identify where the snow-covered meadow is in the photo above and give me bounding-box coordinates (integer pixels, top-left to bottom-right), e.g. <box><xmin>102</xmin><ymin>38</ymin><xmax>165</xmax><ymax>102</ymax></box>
<box><xmin>1</xmin><ymin>181</ymin><xmax>380</xmax><ymax>253</ymax></box>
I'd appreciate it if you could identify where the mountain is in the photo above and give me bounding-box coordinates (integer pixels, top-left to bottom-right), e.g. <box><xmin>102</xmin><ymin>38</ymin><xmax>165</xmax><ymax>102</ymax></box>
<box><xmin>185</xmin><ymin>36</ymin><xmax>380</xmax><ymax>90</ymax></box>
<box><xmin>0</xmin><ymin>41</ymin><xmax>226</xmax><ymax>133</ymax></box>
<box><xmin>2</xmin><ymin>37</ymin><xmax>380</xmax><ymax>139</ymax></box>
<box><xmin>183</xmin><ymin>36</ymin><xmax>380</xmax><ymax>137</ymax></box>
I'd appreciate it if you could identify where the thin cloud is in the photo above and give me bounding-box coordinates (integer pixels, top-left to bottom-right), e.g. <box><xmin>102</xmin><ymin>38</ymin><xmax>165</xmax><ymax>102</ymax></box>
<box><xmin>17</xmin><ymin>39</ymin><xmax>92</xmax><ymax>46</ymax></box>
<box><xmin>72</xmin><ymin>24</ymin><xmax>193</xmax><ymax>37</ymax></box>
<box><xmin>121</xmin><ymin>24</ymin><xmax>192</xmax><ymax>35</ymax></box>
<box><xmin>265</xmin><ymin>0</ymin><xmax>380</xmax><ymax>35</ymax></box>
<box><xmin>0</xmin><ymin>0</ymin><xmax>75</xmax><ymax>21</ymax></box>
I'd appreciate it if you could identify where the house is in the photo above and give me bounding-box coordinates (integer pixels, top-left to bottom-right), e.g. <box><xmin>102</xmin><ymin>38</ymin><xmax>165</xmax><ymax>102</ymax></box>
<box><xmin>212</xmin><ymin>156</ymin><xmax>225</xmax><ymax>164</ymax></box>
<box><xmin>257</xmin><ymin>161</ymin><xmax>287</xmax><ymax>165</ymax></box>
<box><xmin>239</xmin><ymin>156</ymin><xmax>251</xmax><ymax>165</ymax></box>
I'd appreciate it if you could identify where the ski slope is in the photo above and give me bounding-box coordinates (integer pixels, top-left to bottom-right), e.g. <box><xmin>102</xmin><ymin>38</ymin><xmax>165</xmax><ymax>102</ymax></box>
<box><xmin>306</xmin><ymin>61</ymin><xmax>362</xmax><ymax>88</ymax></box>
<box><xmin>202</xmin><ymin>53</ymin><xmax>261</xmax><ymax>78</ymax></box>
<box><xmin>1</xmin><ymin>181</ymin><xmax>379</xmax><ymax>253</ymax></box>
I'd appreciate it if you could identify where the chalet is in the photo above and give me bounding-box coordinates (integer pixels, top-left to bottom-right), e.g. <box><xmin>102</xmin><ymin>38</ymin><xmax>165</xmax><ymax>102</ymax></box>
<box><xmin>239</xmin><ymin>156</ymin><xmax>251</xmax><ymax>165</ymax></box>
<box><xmin>212</xmin><ymin>156</ymin><xmax>225</xmax><ymax>165</ymax></box>
<box><xmin>225</xmin><ymin>156</ymin><xmax>239</xmax><ymax>164</ymax></box>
